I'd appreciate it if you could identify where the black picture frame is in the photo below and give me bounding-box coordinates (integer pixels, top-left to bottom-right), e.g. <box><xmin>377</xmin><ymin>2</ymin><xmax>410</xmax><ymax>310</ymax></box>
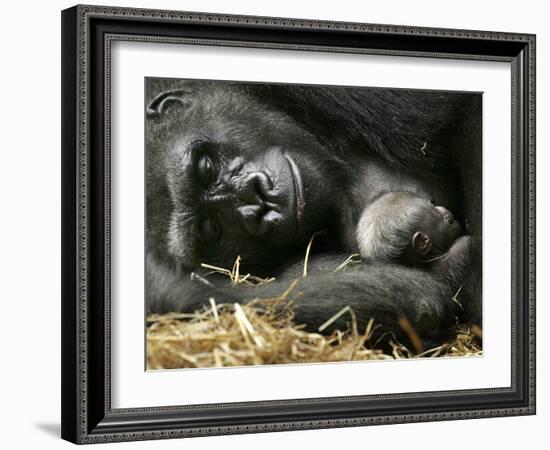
<box><xmin>61</xmin><ymin>4</ymin><xmax>536</xmax><ymax>444</ymax></box>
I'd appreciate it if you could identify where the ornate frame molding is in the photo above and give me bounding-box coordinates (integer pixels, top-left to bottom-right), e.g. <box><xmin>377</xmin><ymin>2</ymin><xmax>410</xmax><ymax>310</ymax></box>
<box><xmin>61</xmin><ymin>5</ymin><xmax>536</xmax><ymax>444</ymax></box>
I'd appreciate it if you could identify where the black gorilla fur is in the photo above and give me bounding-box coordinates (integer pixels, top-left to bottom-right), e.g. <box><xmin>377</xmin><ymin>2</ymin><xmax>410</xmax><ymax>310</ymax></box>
<box><xmin>145</xmin><ymin>79</ymin><xmax>482</xmax><ymax>346</ymax></box>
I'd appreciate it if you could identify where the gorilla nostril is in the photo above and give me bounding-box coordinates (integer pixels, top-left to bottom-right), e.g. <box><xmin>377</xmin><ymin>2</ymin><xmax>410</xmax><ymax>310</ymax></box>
<box><xmin>256</xmin><ymin>172</ymin><xmax>273</xmax><ymax>198</ymax></box>
<box><xmin>239</xmin><ymin>172</ymin><xmax>272</xmax><ymax>205</ymax></box>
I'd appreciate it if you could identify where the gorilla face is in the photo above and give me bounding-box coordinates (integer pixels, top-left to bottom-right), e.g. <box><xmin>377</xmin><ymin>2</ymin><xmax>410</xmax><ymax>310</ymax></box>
<box><xmin>147</xmin><ymin>84</ymin><xmax>339</xmax><ymax>273</ymax></box>
<box><xmin>410</xmin><ymin>199</ymin><xmax>463</xmax><ymax>258</ymax></box>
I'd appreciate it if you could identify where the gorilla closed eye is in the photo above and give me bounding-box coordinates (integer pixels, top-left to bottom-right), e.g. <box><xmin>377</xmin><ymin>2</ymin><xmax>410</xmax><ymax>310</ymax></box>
<box><xmin>190</xmin><ymin>141</ymin><xmax>218</xmax><ymax>186</ymax></box>
<box><xmin>197</xmin><ymin>154</ymin><xmax>215</xmax><ymax>186</ymax></box>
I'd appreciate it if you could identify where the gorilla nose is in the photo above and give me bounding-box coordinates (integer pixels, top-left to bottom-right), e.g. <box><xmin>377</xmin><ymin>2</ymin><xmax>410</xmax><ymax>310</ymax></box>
<box><xmin>237</xmin><ymin>172</ymin><xmax>273</xmax><ymax>205</ymax></box>
<box><xmin>234</xmin><ymin>172</ymin><xmax>277</xmax><ymax>235</ymax></box>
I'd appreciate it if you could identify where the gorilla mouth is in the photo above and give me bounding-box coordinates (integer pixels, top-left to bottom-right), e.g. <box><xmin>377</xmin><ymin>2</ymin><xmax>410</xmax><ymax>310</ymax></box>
<box><xmin>284</xmin><ymin>154</ymin><xmax>304</xmax><ymax>227</ymax></box>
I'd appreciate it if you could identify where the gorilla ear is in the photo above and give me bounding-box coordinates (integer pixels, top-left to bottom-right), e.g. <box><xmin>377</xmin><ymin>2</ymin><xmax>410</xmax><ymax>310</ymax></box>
<box><xmin>147</xmin><ymin>89</ymin><xmax>194</xmax><ymax>118</ymax></box>
<box><xmin>412</xmin><ymin>231</ymin><xmax>432</xmax><ymax>255</ymax></box>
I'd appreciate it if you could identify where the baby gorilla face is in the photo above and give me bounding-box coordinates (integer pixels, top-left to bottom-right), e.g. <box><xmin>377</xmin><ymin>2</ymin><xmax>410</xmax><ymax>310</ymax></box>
<box><xmin>409</xmin><ymin>198</ymin><xmax>463</xmax><ymax>259</ymax></box>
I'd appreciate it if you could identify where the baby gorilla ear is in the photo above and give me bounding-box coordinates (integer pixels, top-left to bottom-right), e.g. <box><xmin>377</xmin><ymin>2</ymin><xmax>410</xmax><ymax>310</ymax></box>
<box><xmin>412</xmin><ymin>231</ymin><xmax>432</xmax><ymax>255</ymax></box>
<box><xmin>147</xmin><ymin>89</ymin><xmax>194</xmax><ymax>118</ymax></box>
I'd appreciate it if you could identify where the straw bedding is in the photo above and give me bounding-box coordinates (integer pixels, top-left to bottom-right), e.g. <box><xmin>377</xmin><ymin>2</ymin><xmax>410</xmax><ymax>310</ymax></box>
<box><xmin>147</xmin><ymin>256</ymin><xmax>482</xmax><ymax>370</ymax></box>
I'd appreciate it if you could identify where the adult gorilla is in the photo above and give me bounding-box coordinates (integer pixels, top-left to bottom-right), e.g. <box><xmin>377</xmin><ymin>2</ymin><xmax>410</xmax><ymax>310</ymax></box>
<box><xmin>145</xmin><ymin>79</ymin><xmax>482</xmax><ymax>346</ymax></box>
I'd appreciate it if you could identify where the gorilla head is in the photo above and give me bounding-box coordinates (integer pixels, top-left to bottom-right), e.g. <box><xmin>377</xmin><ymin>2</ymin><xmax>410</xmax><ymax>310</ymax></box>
<box><xmin>147</xmin><ymin>83</ymin><xmax>342</xmax><ymax>273</ymax></box>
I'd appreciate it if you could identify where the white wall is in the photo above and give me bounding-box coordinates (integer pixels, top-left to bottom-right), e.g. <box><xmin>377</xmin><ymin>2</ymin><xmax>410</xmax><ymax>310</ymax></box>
<box><xmin>0</xmin><ymin>0</ymin><xmax>546</xmax><ymax>448</ymax></box>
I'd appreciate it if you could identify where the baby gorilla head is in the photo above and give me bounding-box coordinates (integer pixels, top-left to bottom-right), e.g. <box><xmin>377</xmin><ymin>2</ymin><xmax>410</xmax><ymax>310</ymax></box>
<box><xmin>356</xmin><ymin>191</ymin><xmax>463</xmax><ymax>265</ymax></box>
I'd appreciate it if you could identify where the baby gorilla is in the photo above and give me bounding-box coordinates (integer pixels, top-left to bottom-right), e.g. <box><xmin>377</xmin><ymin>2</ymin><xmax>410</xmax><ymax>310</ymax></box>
<box><xmin>356</xmin><ymin>191</ymin><xmax>471</xmax><ymax>288</ymax></box>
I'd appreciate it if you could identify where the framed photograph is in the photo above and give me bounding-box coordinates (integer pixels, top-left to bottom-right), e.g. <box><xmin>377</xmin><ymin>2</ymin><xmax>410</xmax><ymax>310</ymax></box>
<box><xmin>61</xmin><ymin>4</ymin><xmax>536</xmax><ymax>444</ymax></box>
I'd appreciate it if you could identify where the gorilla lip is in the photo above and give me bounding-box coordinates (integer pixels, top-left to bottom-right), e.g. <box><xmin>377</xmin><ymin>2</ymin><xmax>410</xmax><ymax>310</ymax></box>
<box><xmin>284</xmin><ymin>154</ymin><xmax>304</xmax><ymax>226</ymax></box>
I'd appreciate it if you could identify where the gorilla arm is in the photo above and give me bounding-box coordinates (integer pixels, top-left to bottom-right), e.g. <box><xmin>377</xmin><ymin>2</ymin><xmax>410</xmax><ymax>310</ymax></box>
<box><xmin>147</xmin><ymin>254</ymin><xmax>459</xmax><ymax>345</ymax></box>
